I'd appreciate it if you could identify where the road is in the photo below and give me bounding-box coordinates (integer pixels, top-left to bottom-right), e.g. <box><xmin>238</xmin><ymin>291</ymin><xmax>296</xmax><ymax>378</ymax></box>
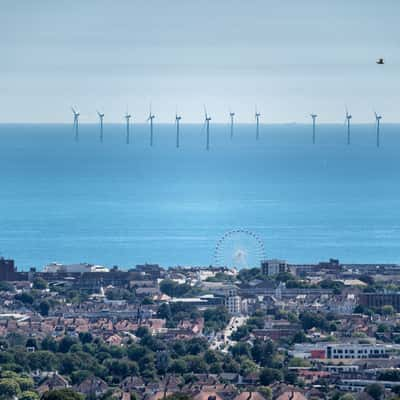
<box><xmin>210</xmin><ymin>315</ymin><xmax>248</xmax><ymax>352</ymax></box>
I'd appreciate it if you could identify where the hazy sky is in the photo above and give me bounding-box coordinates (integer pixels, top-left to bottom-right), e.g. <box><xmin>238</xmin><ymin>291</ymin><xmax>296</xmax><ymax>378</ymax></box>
<box><xmin>1</xmin><ymin>0</ymin><xmax>399</xmax><ymax>122</ymax></box>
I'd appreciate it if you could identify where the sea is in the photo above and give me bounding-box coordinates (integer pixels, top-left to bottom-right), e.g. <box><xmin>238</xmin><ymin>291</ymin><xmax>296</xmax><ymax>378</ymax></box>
<box><xmin>1</xmin><ymin>123</ymin><xmax>400</xmax><ymax>270</ymax></box>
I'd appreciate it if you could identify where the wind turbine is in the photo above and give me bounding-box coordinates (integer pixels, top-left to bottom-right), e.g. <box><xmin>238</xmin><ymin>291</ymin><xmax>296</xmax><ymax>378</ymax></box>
<box><xmin>255</xmin><ymin>107</ymin><xmax>261</xmax><ymax>140</ymax></box>
<box><xmin>310</xmin><ymin>113</ymin><xmax>318</xmax><ymax>144</ymax></box>
<box><xmin>345</xmin><ymin>107</ymin><xmax>352</xmax><ymax>145</ymax></box>
<box><xmin>204</xmin><ymin>106</ymin><xmax>211</xmax><ymax>151</ymax></box>
<box><xmin>71</xmin><ymin>107</ymin><xmax>80</xmax><ymax>142</ymax></box>
<box><xmin>229</xmin><ymin>110</ymin><xmax>235</xmax><ymax>139</ymax></box>
<box><xmin>175</xmin><ymin>112</ymin><xmax>182</xmax><ymax>148</ymax></box>
<box><xmin>97</xmin><ymin>111</ymin><xmax>105</xmax><ymax>143</ymax></box>
<box><xmin>147</xmin><ymin>104</ymin><xmax>155</xmax><ymax>146</ymax></box>
<box><xmin>125</xmin><ymin>111</ymin><xmax>132</xmax><ymax>144</ymax></box>
<box><xmin>374</xmin><ymin>111</ymin><xmax>382</xmax><ymax>147</ymax></box>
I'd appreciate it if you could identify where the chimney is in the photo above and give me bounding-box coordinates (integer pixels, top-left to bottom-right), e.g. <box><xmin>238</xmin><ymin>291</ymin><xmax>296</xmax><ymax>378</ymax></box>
<box><xmin>247</xmin><ymin>391</ymin><xmax>252</xmax><ymax>400</ymax></box>
<box><xmin>289</xmin><ymin>391</ymin><xmax>295</xmax><ymax>400</ymax></box>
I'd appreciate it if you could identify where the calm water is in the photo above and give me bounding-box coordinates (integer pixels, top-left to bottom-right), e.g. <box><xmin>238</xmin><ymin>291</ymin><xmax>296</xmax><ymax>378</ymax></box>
<box><xmin>0</xmin><ymin>123</ymin><xmax>400</xmax><ymax>269</ymax></box>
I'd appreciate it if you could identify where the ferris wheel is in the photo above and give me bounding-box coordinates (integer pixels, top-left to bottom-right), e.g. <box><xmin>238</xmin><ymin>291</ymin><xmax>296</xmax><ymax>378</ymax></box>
<box><xmin>214</xmin><ymin>229</ymin><xmax>266</xmax><ymax>269</ymax></box>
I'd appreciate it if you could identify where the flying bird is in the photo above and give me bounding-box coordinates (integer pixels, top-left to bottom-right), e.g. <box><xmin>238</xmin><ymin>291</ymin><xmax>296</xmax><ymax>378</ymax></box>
<box><xmin>376</xmin><ymin>58</ymin><xmax>384</xmax><ymax>65</ymax></box>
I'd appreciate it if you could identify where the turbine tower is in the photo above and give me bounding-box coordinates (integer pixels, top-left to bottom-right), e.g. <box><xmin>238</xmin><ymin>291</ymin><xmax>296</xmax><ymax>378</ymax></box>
<box><xmin>97</xmin><ymin>111</ymin><xmax>105</xmax><ymax>143</ymax></box>
<box><xmin>204</xmin><ymin>106</ymin><xmax>211</xmax><ymax>151</ymax></box>
<box><xmin>175</xmin><ymin>112</ymin><xmax>182</xmax><ymax>148</ymax></box>
<box><xmin>71</xmin><ymin>107</ymin><xmax>80</xmax><ymax>142</ymax></box>
<box><xmin>147</xmin><ymin>105</ymin><xmax>155</xmax><ymax>146</ymax></box>
<box><xmin>310</xmin><ymin>113</ymin><xmax>318</xmax><ymax>144</ymax></box>
<box><xmin>125</xmin><ymin>111</ymin><xmax>132</xmax><ymax>144</ymax></box>
<box><xmin>345</xmin><ymin>108</ymin><xmax>352</xmax><ymax>145</ymax></box>
<box><xmin>375</xmin><ymin>112</ymin><xmax>382</xmax><ymax>148</ymax></box>
<box><xmin>255</xmin><ymin>107</ymin><xmax>261</xmax><ymax>140</ymax></box>
<box><xmin>229</xmin><ymin>110</ymin><xmax>235</xmax><ymax>139</ymax></box>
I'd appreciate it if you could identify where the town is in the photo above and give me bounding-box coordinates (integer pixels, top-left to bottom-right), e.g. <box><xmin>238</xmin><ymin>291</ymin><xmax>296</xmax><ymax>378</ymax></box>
<box><xmin>1</xmin><ymin>257</ymin><xmax>400</xmax><ymax>400</ymax></box>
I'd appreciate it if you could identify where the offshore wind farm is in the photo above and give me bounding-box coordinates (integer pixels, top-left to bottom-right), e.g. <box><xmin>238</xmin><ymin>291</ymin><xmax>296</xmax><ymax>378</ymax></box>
<box><xmin>67</xmin><ymin>106</ymin><xmax>387</xmax><ymax>149</ymax></box>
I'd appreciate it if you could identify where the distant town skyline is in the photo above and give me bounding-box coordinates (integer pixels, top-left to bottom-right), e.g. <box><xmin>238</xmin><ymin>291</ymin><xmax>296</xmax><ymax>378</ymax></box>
<box><xmin>1</xmin><ymin>0</ymin><xmax>399</xmax><ymax>123</ymax></box>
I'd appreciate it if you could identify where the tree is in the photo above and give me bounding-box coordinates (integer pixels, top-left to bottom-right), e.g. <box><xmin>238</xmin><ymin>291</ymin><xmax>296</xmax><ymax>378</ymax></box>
<box><xmin>291</xmin><ymin>331</ymin><xmax>307</xmax><ymax>344</ymax></box>
<box><xmin>0</xmin><ymin>378</ymin><xmax>21</xmax><ymax>399</ymax></box>
<box><xmin>168</xmin><ymin>359</ymin><xmax>187</xmax><ymax>374</ymax></box>
<box><xmin>182</xmin><ymin>355</ymin><xmax>207</xmax><ymax>373</ymax></box>
<box><xmin>20</xmin><ymin>391</ymin><xmax>39</xmax><ymax>400</ymax></box>
<box><xmin>259</xmin><ymin>368</ymin><xmax>283</xmax><ymax>385</ymax></box>
<box><xmin>78</xmin><ymin>332</ymin><xmax>93</xmax><ymax>344</ymax></box>
<box><xmin>14</xmin><ymin>292</ymin><xmax>34</xmax><ymax>305</ymax></box>
<box><xmin>70</xmin><ymin>370</ymin><xmax>92</xmax><ymax>385</ymax></box>
<box><xmin>39</xmin><ymin>300</ymin><xmax>50</xmax><ymax>316</ymax></box>
<box><xmin>381</xmin><ymin>305</ymin><xmax>395</xmax><ymax>316</ymax></box>
<box><xmin>299</xmin><ymin>311</ymin><xmax>328</xmax><ymax>331</ymax></box>
<box><xmin>204</xmin><ymin>306</ymin><xmax>230</xmax><ymax>332</ymax></box>
<box><xmin>258</xmin><ymin>387</ymin><xmax>272</xmax><ymax>400</ymax></box>
<box><xmin>32</xmin><ymin>277</ymin><xmax>48</xmax><ymax>290</ymax></box>
<box><xmin>159</xmin><ymin>279</ymin><xmax>192</xmax><ymax>298</ymax></box>
<box><xmin>15</xmin><ymin>377</ymin><xmax>34</xmax><ymax>391</ymax></box>
<box><xmin>28</xmin><ymin>351</ymin><xmax>58</xmax><ymax>371</ymax></box>
<box><xmin>135</xmin><ymin>326</ymin><xmax>151</xmax><ymax>338</ymax></box>
<box><xmin>365</xmin><ymin>383</ymin><xmax>384</xmax><ymax>400</ymax></box>
<box><xmin>41</xmin><ymin>336</ymin><xmax>58</xmax><ymax>352</ymax></box>
<box><xmin>58</xmin><ymin>336</ymin><xmax>78</xmax><ymax>353</ymax></box>
<box><xmin>41</xmin><ymin>388</ymin><xmax>84</xmax><ymax>400</ymax></box>
<box><xmin>377</xmin><ymin>369</ymin><xmax>400</xmax><ymax>381</ymax></box>
<box><xmin>339</xmin><ymin>395</ymin><xmax>355</xmax><ymax>400</ymax></box>
<box><xmin>0</xmin><ymin>281</ymin><xmax>14</xmax><ymax>292</ymax></box>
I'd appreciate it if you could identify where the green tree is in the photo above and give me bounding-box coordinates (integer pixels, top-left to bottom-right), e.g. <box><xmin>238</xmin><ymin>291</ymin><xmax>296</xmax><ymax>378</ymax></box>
<box><xmin>339</xmin><ymin>394</ymin><xmax>355</xmax><ymax>400</ymax></box>
<box><xmin>381</xmin><ymin>305</ymin><xmax>395</xmax><ymax>316</ymax></box>
<box><xmin>258</xmin><ymin>387</ymin><xmax>272</xmax><ymax>400</ymax></box>
<box><xmin>41</xmin><ymin>388</ymin><xmax>84</xmax><ymax>400</ymax></box>
<box><xmin>28</xmin><ymin>351</ymin><xmax>58</xmax><ymax>371</ymax></box>
<box><xmin>365</xmin><ymin>383</ymin><xmax>384</xmax><ymax>400</ymax></box>
<box><xmin>20</xmin><ymin>391</ymin><xmax>39</xmax><ymax>400</ymax></box>
<box><xmin>58</xmin><ymin>336</ymin><xmax>78</xmax><ymax>353</ymax></box>
<box><xmin>0</xmin><ymin>282</ymin><xmax>14</xmax><ymax>292</ymax></box>
<box><xmin>259</xmin><ymin>367</ymin><xmax>283</xmax><ymax>385</ymax></box>
<box><xmin>168</xmin><ymin>359</ymin><xmax>187</xmax><ymax>374</ymax></box>
<box><xmin>135</xmin><ymin>326</ymin><xmax>151</xmax><ymax>338</ymax></box>
<box><xmin>15</xmin><ymin>377</ymin><xmax>34</xmax><ymax>391</ymax></box>
<box><xmin>204</xmin><ymin>306</ymin><xmax>230</xmax><ymax>332</ymax></box>
<box><xmin>14</xmin><ymin>292</ymin><xmax>34</xmax><ymax>305</ymax></box>
<box><xmin>0</xmin><ymin>378</ymin><xmax>21</xmax><ymax>399</ymax></box>
<box><xmin>39</xmin><ymin>300</ymin><xmax>50</xmax><ymax>316</ymax></box>
<box><xmin>32</xmin><ymin>277</ymin><xmax>48</xmax><ymax>290</ymax></box>
<box><xmin>78</xmin><ymin>332</ymin><xmax>93</xmax><ymax>344</ymax></box>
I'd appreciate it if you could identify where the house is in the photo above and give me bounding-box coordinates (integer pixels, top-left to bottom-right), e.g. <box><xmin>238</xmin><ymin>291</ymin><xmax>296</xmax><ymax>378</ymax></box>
<box><xmin>75</xmin><ymin>376</ymin><xmax>109</xmax><ymax>397</ymax></box>
<box><xmin>275</xmin><ymin>391</ymin><xmax>307</xmax><ymax>400</ymax></box>
<box><xmin>36</xmin><ymin>372</ymin><xmax>69</xmax><ymax>395</ymax></box>
<box><xmin>234</xmin><ymin>392</ymin><xmax>268</xmax><ymax>400</ymax></box>
<box><xmin>193</xmin><ymin>391</ymin><xmax>225</xmax><ymax>400</ymax></box>
<box><xmin>120</xmin><ymin>376</ymin><xmax>146</xmax><ymax>392</ymax></box>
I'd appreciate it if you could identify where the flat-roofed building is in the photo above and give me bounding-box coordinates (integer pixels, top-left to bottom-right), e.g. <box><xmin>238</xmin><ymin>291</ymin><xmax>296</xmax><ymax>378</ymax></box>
<box><xmin>261</xmin><ymin>259</ymin><xmax>287</xmax><ymax>276</ymax></box>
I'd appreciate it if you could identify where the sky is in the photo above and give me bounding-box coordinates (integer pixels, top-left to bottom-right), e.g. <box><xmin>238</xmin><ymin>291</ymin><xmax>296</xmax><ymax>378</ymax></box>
<box><xmin>0</xmin><ymin>0</ymin><xmax>399</xmax><ymax>123</ymax></box>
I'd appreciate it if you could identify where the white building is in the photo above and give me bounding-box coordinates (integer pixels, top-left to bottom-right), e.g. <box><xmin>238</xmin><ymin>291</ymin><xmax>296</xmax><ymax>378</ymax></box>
<box><xmin>43</xmin><ymin>262</ymin><xmax>109</xmax><ymax>273</ymax></box>
<box><xmin>225</xmin><ymin>295</ymin><xmax>242</xmax><ymax>315</ymax></box>
<box><xmin>326</xmin><ymin>343</ymin><xmax>387</xmax><ymax>359</ymax></box>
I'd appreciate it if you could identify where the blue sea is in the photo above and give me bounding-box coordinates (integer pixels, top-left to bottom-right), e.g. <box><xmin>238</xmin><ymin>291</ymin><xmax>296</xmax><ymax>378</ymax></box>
<box><xmin>1</xmin><ymin>123</ymin><xmax>400</xmax><ymax>270</ymax></box>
